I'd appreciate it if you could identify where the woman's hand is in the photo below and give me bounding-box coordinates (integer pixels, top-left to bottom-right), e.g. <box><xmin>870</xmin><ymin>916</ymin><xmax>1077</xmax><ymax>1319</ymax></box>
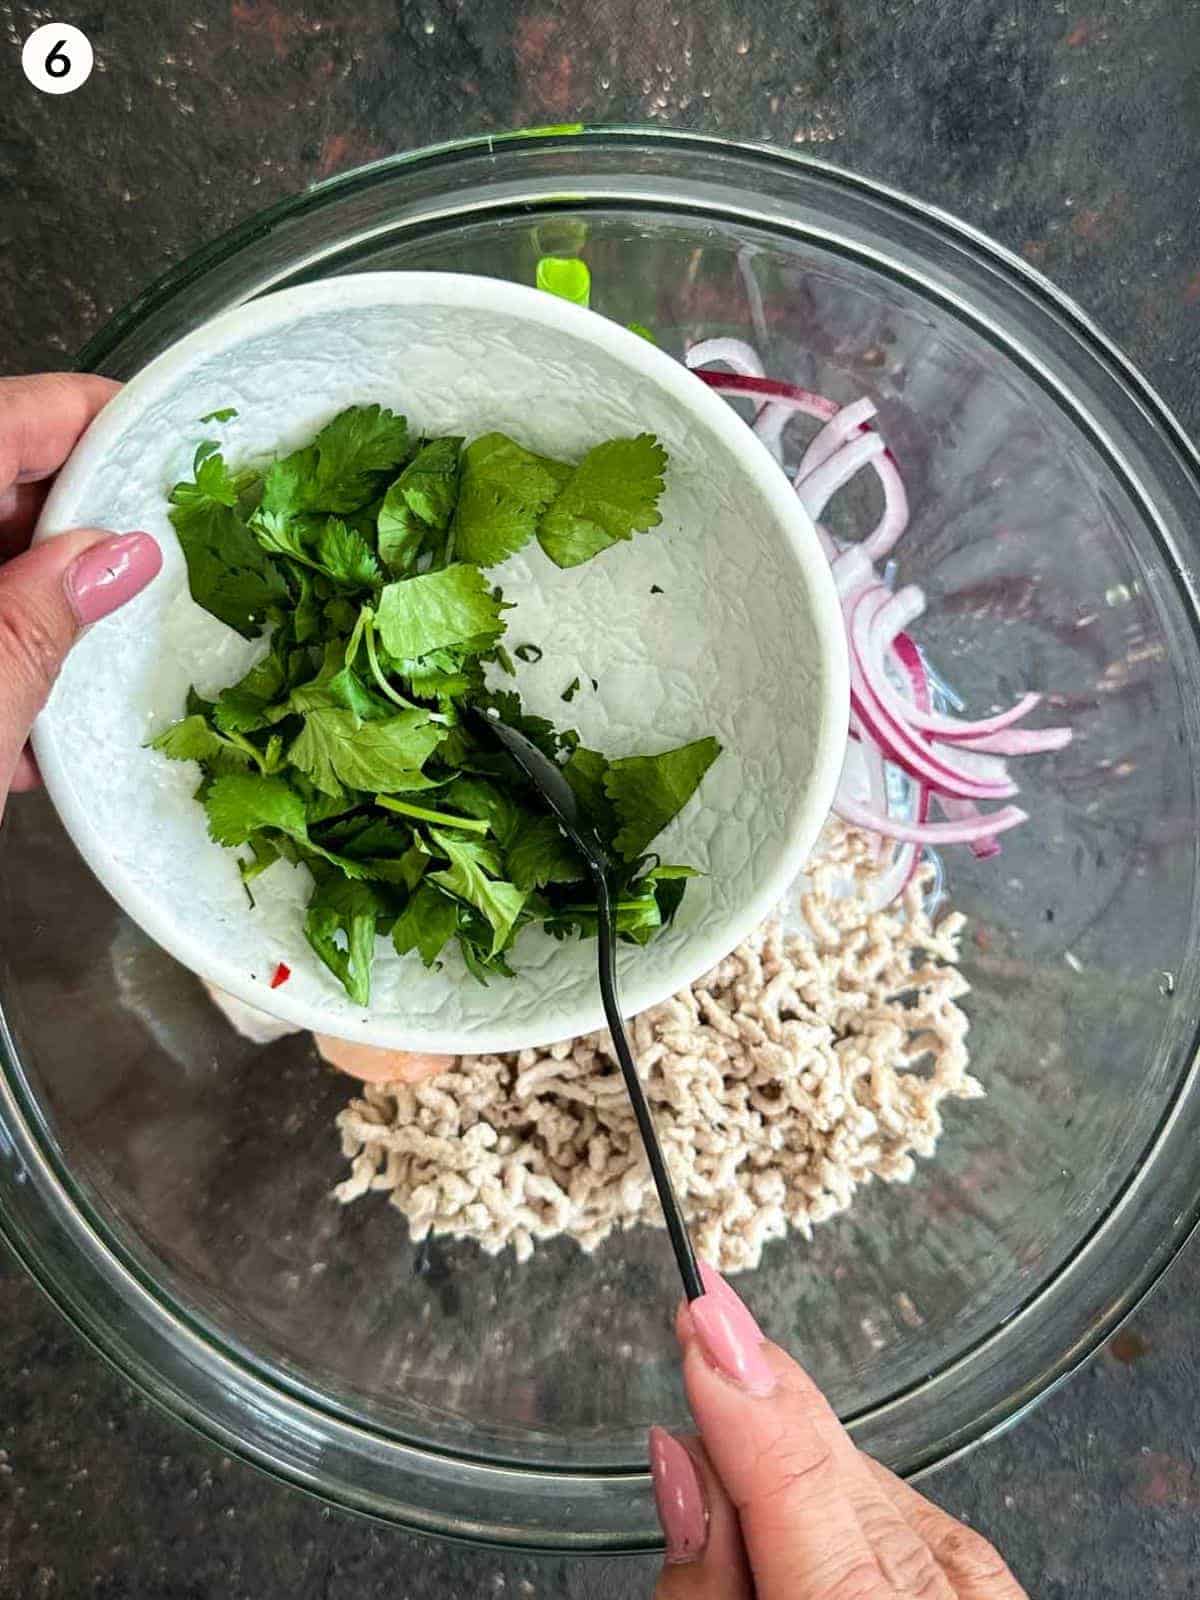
<box><xmin>652</xmin><ymin>1267</ymin><xmax>1027</xmax><ymax>1599</ymax></box>
<box><xmin>0</xmin><ymin>373</ymin><xmax>161</xmax><ymax>818</ymax></box>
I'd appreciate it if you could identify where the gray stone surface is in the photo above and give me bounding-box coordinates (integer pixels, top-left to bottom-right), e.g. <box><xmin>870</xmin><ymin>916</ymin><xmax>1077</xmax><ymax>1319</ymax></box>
<box><xmin>2</xmin><ymin>0</ymin><xmax>1200</xmax><ymax>1595</ymax></box>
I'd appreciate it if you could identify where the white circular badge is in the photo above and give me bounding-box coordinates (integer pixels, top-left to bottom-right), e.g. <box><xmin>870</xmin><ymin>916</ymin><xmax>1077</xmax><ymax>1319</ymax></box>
<box><xmin>22</xmin><ymin>23</ymin><xmax>94</xmax><ymax>95</ymax></box>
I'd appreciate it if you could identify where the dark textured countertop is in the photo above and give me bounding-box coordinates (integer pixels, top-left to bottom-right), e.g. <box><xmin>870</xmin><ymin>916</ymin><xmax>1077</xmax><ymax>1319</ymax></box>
<box><xmin>2</xmin><ymin>2</ymin><xmax>1200</xmax><ymax>1595</ymax></box>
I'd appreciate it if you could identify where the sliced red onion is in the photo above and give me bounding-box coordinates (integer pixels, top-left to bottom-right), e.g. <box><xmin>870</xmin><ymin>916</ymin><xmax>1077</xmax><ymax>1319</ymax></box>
<box><xmin>687</xmin><ymin>355</ymin><xmax>801</xmax><ymax>459</ymax></box>
<box><xmin>861</xmin><ymin>450</ymin><xmax>909</xmax><ymax>563</ymax></box>
<box><xmin>888</xmin><ymin>631</ymin><xmax>932</xmax><ymax>714</ymax></box>
<box><xmin>935</xmin><ymin>796</ymin><xmax>1004</xmax><ymax>859</ymax></box>
<box><xmin>870</xmin><ymin>593</ymin><xmax>1057</xmax><ymax>743</ymax></box>
<box><xmin>835</xmin><ymin>794</ymin><xmax>1028</xmax><ymax>845</ymax></box>
<box><xmin>690</xmin><ymin>351</ymin><xmax>1072</xmax><ymax>898</ymax></box>
<box><xmin>694</xmin><ymin>368</ymin><xmax>908</xmax><ymax>556</ymax></box>
<box><xmin>848</xmin><ymin>590</ymin><xmax>1018</xmax><ymax>800</ymax></box>
<box><xmin>950</xmin><ymin>725</ymin><xmax>1074</xmax><ymax>756</ymax></box>
<box><xmin>798</xmin><ymin>396</ymin><xmax>877</xmax><ymax>478</ymax></box>
<box><xmin>685</xmin><ymin>339</ymin><xmax>766</xmax><ymax>377</ymax></box>
<box><xmin>796</xmin><ymin>433</ymin><xmax>887</xmax><ymax>520</ymax></box>
<box><xmin>692</xmin><ymin>368</ymin><xmax>838</xmax><ymax>420</ymax></box>
<box><xmin>831</xmin><ymin>545</ymin><xmax>876</xmax><ymax>595</ymax></box>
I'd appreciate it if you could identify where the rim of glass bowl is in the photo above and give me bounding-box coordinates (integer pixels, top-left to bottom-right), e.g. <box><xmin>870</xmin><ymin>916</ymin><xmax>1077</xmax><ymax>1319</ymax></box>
<box><xmin>0</xmin><ymin>127</ymin><xmax>1198</xmax><ymax>1550</ymax></box>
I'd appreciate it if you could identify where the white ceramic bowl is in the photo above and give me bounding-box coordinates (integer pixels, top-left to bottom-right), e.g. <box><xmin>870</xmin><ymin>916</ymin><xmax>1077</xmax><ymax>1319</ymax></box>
<box><xmin>32</xmin><ymin>272</ymin><xmax>848</xmax><ymax>1051</ymax></box>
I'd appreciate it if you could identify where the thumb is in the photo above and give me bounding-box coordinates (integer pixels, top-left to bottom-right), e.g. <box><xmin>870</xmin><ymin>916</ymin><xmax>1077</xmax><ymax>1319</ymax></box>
<box><xmin>0</xmin><ymin>528</ymin><xmax>161</xmax><ymax>802</ymax></box>
<box><xmin>676</xmin><ymin>1267</ymin><xmax>887</xmax><ymax>1600</ymax></box>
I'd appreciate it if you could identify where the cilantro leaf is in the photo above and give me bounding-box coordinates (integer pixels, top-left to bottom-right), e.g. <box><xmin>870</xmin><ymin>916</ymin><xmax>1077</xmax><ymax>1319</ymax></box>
<box><xmin>252</xmin><ymin>506</ymin><xmax>379</xmax><ymax>591</ymax></box>
<box><xmin>289</xmin><ymin>707</ymin><xmax>444</xmax><ymax>797</ymax></box>
<box><xmin>457</xmin><ymin>936</ymin><xmax>517</xmax><ymax>985</ymax></box>
<box><xmin>375</xmin><ymin>564</ymin><xmax>505</xmax><ymax>660</ymax></box>
<box><xmin>392</xmin><ymin>882</ymin><xmax>459</xmax><ymax>967</ymax></box>
<box><xmin>171</xmin><ymin>444</ymin><xmax>241</xmax><ymax>508</ymax></box>
<box><xmin>148</xmin><ymin>714</ymin><xmax>254</xmax><ymax>776</ymax></box>
<box><xmin>451</xmin><ymin>433</ymin><xmax>570</xmax><ymax>567</ymax></box>
<box><xmin>311</xmin><ymin>517</ymin><xmax>380</xmax><ymax>588</ymax></box>
<box><xmin>293</xmin><ymin>567</ymin><xmax>323</xmax><ymax>644</ymax></box>
<box><xmin>304</xmin><ymin>877</ymin><xmax>388</xmax><ymax>1005</ymax></box>
<box><xmin>478</xmin><ymin>688</ymin><xmax>565</xmax><ymax>763</ymax></box>
<box><xmin>394</xmin><ymin>436</ymin><xmax>462</xmax><ymax>530</ymax></box>
<box><xmin>377</xmin><ymin>437</ymin><xmax>463</xmax><ymax>576</ymax></box>
<box><xmin>203</xmin><ymin>773</ymin><xmax>309</xmax><ymax>848</ymax></box>
<box><xmin>375</xmin><ymin>499</ymin><xmax>425</xmax><ymax>580</ymax></box>
<box><xmin>439</xmin><ymin>775</ymin><xmax>524</xmax><ymax>849</ymax></box>
<box><xmin>562</xmin><ymin>745</ymin><xmax>613</xmax><ymax>835</ymax></box>
<box><xmin>310</xmin><ymin>405</ymin><xmax>411</xmax><ymax>504</ymax></box>
<box><xmin>169</xmin><ymin>495</ymin><xmax>289</xmax><ymax>640</ymax></box>
<box><xmin>507</xmin><ymin>814</ymin><xmax>586</xmax><ymax>892</ymax></box>
<box><xmin>258</xmin><ymin>453</ymin><xmax>317</xmax><ymax>523</ymax></box>
<box><xmin>427</xmin><ymin>828</ymin><xmax>527</xmax><ymax>955</ymax></box>
<box><xmin>250</xmin><ymin>504</ymin><xmax>311</xmax><ymax>564</ymax></box>
<box><xmin>543</xmin><ymin>884</ymin><xmax>662</xmax><ymax>941</ymax></box>
<box><xmin>537</xmin><ymin>434</ymin><xmax>667</xmax><ymax>569</ymax></box>
<box><xmin>604</xmin><ymin>736</ymin><xmax>722</xmax><ymax>860</ymax></box>
<box><xmin>210</xmin><ymin>632</ymin><xmax>294</xmax><ymax>733</ymax></box>
<box><xmin>318</xmin><ymin>814</ymin><xmax>408</xmax><ymax>858</ymax></box>
<box><xmin>275</xmin><ymin>405</ymin><xmax>412</xmax><ymax>516</ymax></box>
<box><xmin>199</xmin><ymin>407</ymin><xmax>239</xmax><ymax>424</ymax></box>
<box><xmin>645</xmin><ymin>863</ymin><xmax>698</xmax><ymax>929</ymax></box>
<box><xmin>285</xmin><ymin>637</ymin><xmax>394</xmax><ymax>723</ymax></box>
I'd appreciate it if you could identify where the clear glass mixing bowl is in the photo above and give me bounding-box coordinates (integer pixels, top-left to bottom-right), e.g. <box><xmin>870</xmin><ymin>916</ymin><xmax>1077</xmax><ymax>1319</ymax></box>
<box><xmin>2</xmin><ymin>129</ymin><xmax>1200</xmax><ymax>1551</ymax></box>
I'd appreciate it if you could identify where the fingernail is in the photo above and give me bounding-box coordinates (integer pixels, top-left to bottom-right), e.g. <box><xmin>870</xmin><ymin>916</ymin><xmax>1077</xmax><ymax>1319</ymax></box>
<box><xmin>699</xmin><ymin>1262</ymin><xmax>766</xmax><ymax>1342</ymax></box>
<box><xmin>64</xmin><ymin>532</ymin><xmax>161</xmax><ymax>625</ymax></box>
<box><xmin>649</xmin><ymin>1427</ymin><xmax>708</xmax><ymax>1565</ymax></box>
<box><xmin>689</xmin><ymin>1270</ymin><xmax>776</xmax><ymax>1396</ymax></box>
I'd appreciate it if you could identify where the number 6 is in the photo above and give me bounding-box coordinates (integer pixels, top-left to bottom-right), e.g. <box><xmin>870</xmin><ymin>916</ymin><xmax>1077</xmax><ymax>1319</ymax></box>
<box><xmin>44</xmin><ymin>38</ymin><xmax>71</xmax><ymax>78</ymax></box>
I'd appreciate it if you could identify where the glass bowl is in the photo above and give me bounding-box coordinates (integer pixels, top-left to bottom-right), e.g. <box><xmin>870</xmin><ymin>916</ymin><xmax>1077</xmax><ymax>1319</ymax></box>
<box><xmin>3</xmin><ymin>128</ymin><xmax>1200</xmax><ymax>1552</ymax></box>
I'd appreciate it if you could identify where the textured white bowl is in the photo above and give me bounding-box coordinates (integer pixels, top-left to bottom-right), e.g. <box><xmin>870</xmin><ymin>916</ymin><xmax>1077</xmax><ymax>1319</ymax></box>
<box><xmin>32</xmin><ymin>273</ymin><xmax>848</xmax><ymax>1052</ymax></box>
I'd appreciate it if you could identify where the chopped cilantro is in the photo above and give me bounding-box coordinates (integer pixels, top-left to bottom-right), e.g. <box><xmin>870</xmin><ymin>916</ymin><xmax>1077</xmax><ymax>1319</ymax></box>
<box><xmin>427</xmin><ymin>828</ymin><xmax>528</xmax><ymax>956</ymax></box>
<box><xmin>375</xmin><ymin>565</ymin><xmax>505</xmax><ymax>660</ymax></box>
<box><xmin>604</xmin><ymin>736</ymin><xmax>723</xmax><ymax>860</ymax></box>
<box><xmin>288</xmin><ymin>707</ymin><xmax>445</xmax><ymax>797</ymax></box>
<box><xmin>537</xmin><ymin>434</ymin><xmax>668</xmax><ymax>569</ymax></box>
<box><xmin>392</xmin><ymin>882</ymin><xmax>459</xmax><ymax>967</ymax></box>
<box><xmin>452</xmin><ymin>433</ymin><xmax>568</xmax><ymax>567</ymax></box>
<box><xmin>151</xmin><ymin>402</ymin><xmax>719</xmax><ymax>1003</ymax></box>
<box><xmin>168</xmin><ymin>491</ymin><xmax>288</xmax><ymax>640</ymax></box>
<box><xmin>304</xmin><ymin>877</ymin><xmax>389</xmax><ymax>1007</ymax></box>
<box><xmin>203</xmin><ymin>773</ymin><xmax>309</xmax><ymax>848</ymax></box>
<box><xmin>377</xmin><ymin>436</ymin><xmax>462</xmax><ymax>576</ymax></box>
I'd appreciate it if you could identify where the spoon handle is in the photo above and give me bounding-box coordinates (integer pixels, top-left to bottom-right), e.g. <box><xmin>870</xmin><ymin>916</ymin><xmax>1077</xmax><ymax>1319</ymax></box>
<box><xmin>593</xmin><ymin>869</ymin><xmax>705</xmax><ymax>1303</ymax></box>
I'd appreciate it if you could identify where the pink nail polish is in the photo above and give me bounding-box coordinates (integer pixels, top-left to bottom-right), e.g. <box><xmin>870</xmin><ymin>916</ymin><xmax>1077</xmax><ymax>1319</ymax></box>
<box><xmin>64</xmin><ymin>532</ymin><xmax>161</xmax><ymax>625</ymax></box>
<box><xmin>649</xmin><ymin>1427</ymin><xmax>708</xmax><ymax>1564</ymax></box>
<box><xmin>689</xmin><ymin>1272</ymin><xmax>776</xmax><ymax>1396</ymax></box>
<box><xmin>699</xmin><ymin>1262</ymin><xmax>766</xmax><ymax>1348</ymax></box>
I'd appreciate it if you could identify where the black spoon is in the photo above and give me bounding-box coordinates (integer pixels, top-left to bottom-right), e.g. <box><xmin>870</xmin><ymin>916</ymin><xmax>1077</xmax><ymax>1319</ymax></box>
<box><xmin>474</xmin><ymin>709</ymin><xmax>705</xmax><ymax>1303</ymax></box>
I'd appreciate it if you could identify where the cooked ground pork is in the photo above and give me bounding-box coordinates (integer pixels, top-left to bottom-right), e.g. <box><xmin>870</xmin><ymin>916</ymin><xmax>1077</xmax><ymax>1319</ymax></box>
<box><xmin>333</xmin><ymin>823</ymin><xmax>979</xmax><ymax>1272</ymax></box>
